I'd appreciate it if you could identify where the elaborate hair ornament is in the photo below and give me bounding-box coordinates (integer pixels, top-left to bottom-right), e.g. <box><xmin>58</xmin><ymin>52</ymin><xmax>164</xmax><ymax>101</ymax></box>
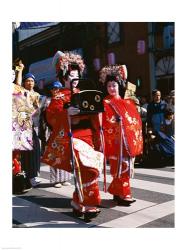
<box><xmin>99</xmin><ymin>64</ymin><xmax>128</xmax><ymax>84</ymax></box>
<box><xmin>52</xmin><ymin>51</ymin><xmax>85</xmax><ymax>75</ymax></box>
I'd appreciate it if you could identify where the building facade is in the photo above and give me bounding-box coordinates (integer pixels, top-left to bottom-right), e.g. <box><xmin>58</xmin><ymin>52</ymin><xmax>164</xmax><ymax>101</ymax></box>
<box><xmin>14</xmin><ymin>22</ymin><xmax>174</xmax><ymax>99</ymax></box>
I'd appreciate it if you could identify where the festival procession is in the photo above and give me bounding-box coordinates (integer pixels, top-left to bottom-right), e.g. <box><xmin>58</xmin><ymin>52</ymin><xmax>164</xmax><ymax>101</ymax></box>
<box><xmin>12</xmin><ymin>22</ymin><xmax>175</xmax><ymax>227</ymax></box>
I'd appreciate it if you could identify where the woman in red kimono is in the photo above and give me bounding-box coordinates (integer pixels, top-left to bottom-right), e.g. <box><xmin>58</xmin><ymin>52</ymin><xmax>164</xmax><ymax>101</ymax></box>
<box><xmin>42</xmin><ymin>51</ymin><xmax>103</xmax><ymax>220</ymax></box>
<box><xmin>100</xmin><ymin>65</ymin><xmax>143</xmax><ymax>205</ymax></box>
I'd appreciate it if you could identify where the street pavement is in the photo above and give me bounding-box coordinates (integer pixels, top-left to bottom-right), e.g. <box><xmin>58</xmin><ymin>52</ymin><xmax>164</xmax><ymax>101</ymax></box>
<box><xmin>12</xmin><ymin>163</ymin><xmax>174</xmax><ymax>228</ymax></box>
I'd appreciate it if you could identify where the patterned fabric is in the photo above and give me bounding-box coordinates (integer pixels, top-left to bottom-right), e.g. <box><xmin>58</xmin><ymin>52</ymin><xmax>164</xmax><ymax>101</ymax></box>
<box><xmin>73</xmin><ymin>182</ymin><xmax>101</xmax><ymax>206</ymax></box>
<box><xmin>12</xmin><ymin>84</ymin><xmax>36</xmax><ymax>150</ymax></box>
<box><xmin>102</xmin><ymin>96</ymin><xmax>143</xmax><ymax>158</ymax></box>
<box><xmin>73</xmin><ymin>138</ymin><xmax>103</xmax><ymax>174</ymax></box>
<box><xmin>102</xmin><ymin>95</ymin><xmax>142</xmax><ymax>198</ymax></box>
<box><xmin>107</xmin><ymin>158</ymin><xmax>131</xmax><ymax>197</ymax></box>
<box><xmin>41</xmin><ymin>88</ymin><xmax>72</xmax><ymax>171</ymax></box>
<box><xmin>50</xmin><ymin>167</ymin><xmax>71</xmax><ymax>183</ymax></box>
<box><xmin>42</xmin><ymin>88</ymin><xmax>102</xmax><ymax>172</ymax></box>
<box><xmin>42</xmin><ymin>88</ymin><xmax>103</xmax><ymax>206</ymax></box>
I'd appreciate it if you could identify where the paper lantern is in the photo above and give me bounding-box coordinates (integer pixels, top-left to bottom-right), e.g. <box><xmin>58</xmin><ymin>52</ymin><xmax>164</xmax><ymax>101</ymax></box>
<box><xmin>93</xmin><ymin>58</ymin><xmax>101</xmax><ymax>71</ymax></box>
<box><xmin>107</xmin><ymin>52</ymin><xmax>116</xmax><ymax>65</ymax></box>
<box><xmin>137</xmin><ymin>40</ymin><xmax>145</xmax><ymax>55</ymax></box>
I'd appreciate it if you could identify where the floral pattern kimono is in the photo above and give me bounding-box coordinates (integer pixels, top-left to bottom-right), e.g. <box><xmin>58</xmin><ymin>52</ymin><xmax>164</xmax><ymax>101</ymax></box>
<box><xmin>103</xmin><ymin>96</ymin><xmax>143</xmax><ymax>158</ymax></box>
<box><xmin>42</xmin><ymin>88</ymin><xmax>103</xmax><ymax>206</ymax></box>
<box><xmin>12</xmin><ymin>84</ymin><xmax>39</xmax><ymax>150</ymax></box>
<box><xmin>102</xmin><ymin>95</ymin><xmax>143</xmax><ymax>197</ymax></box>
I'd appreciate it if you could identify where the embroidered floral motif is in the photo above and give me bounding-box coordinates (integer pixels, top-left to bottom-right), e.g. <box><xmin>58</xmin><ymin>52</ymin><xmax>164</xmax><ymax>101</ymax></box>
<box><xmin>106</xmin><ymin>115</ymin><xmax>116</xmax><ymax>124</ymax></box>
<box><xmin>61</xmin><ymin>146</ymin><xmax>65</xmax><ymax>153</ymax></box>
<box><xmin>125</xmin><ymin>112</ymin><xmax>138</xmax><ymax>125</ymax></box>
<box><xmin>88</xmin><ymin>191</ymin><xmax>94</xmax><ymax>197</ymax></box>
<box><xmin>48</xmin><ymin>153</ymin><xmax>54</xmax><ymax>161</ymax></box>
<box><xmin>12</xmin><ymin>86</ymin><xmax>39</xmax><ymax>151</ymax></box>
<box><xmin>103</xmin><ymin>96</ymin><xmax>143</xmax><ymax>157</ymax></box>
<box><xmin>59</xmin><ymin>130</ymin><xmax>65</xmax><ymax>137</ymax></box>
<box><xmin>108</xmin><ymin>128</ymin><xmax>113</xmax><ymax>134</ymax></box>
<box><xmin>51</xmin><ymin>142</ymin><xmax>58</xmax><ymax>148</ymax></box>
<box><xmin>133</xmin><ymin>139</ymin><xmax>137</xmax><ymax>146</ymax></box>
<box><xmin>52</xmin><ymin>157</ymin><xmax>62</xmax><ymax>166</ymax></box>
<box><xmin>17</xmin><ymin>112</ymin><xmax>31</xmax><ymax>127</ymax></box>
<box><xmin>123</xmin><ymin>182</ymin><xmax>129</xmax><ymax>187</ymax></box>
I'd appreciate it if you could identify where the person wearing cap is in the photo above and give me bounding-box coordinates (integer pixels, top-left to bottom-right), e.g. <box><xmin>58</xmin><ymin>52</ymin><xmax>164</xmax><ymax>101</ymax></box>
<box><xmin>12</xmin><ymin>63</ymin><xmax>33</xmax><ymax>192</ymax></box>
<box><xmin>19</xmin><ymin>71</ymin><xmax>42</xmax><ymax>188</ymax></box>
<box><xmin>42</xmin><ymin>51</ymin><xmax>103</xmax><ymax>220</ymax></box>
<box><xmin>43</xmin><ymin>81</ymin><xmax>72</xmax><ymax>188</ymax></box>
<box><xmin>99</xmin><ymin>65</ymin><xmax>143</xmax><ymax>205</ymax></box>
<box><xmin>12</xmin><ymin>62</ymin><xmax>41</xmax><ymax>190</ymax></box>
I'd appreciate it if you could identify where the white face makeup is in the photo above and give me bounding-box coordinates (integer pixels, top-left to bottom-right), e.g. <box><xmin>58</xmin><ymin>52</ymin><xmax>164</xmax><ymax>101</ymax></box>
<box><xmin>65</xmin><ymin>70</ymin><xmax>79</xmax><ymax>89</ymax></box>
<box><xmin>107</xmin><ymin>81</ymin><xmax>119</xmax><ymax>97</ymax></box>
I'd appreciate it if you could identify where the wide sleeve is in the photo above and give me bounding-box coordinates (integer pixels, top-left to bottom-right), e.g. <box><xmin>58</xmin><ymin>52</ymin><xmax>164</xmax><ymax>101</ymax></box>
<box><xmin>45</xmin><ymin>99</ymin><xmax>67</xmax><ymax>129</ymax></box>
<box><xmin>90</xmin><ymin>113</ymin><xmax>103</xmax><ymax>151</ymax></box>
<box><xmin>122</xmin><ymin>99</ymin><xmax>143</xmax><ymax>156</ymax></box>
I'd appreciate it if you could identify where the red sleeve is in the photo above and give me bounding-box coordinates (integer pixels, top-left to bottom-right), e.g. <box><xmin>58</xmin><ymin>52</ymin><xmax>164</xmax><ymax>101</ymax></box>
<box><xmin>90</xmin><ymin>113</ymin><xmax>102</xmax><ymax>151</ymax></box>
<box><xmin>46</xmin><ymin>99</ymin><xmax>66</xmax><ymax>129</ymax></box>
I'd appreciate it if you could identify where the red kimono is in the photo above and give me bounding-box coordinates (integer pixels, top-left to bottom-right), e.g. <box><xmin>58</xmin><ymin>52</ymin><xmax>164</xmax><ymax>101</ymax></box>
<box><xmin>102</xmin><ymin>95</ymin><xmax>143</xmax><ymax>198</ymax></box>
<box><xmin>42</xmin><ymin>88</ymin><xmax>103</xmax><ymax>207</ymax></box>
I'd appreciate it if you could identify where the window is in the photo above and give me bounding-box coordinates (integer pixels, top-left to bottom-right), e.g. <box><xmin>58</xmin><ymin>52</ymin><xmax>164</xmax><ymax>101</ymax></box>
<box><xmin>107</xmin><ymin>22</ymin><xmax>121</xmax><ymax>44</ymax></box>
<box><xmin>163</xmin><ymin>25</ymin><xmax>174</xmax><ymax>49</ymax></box>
